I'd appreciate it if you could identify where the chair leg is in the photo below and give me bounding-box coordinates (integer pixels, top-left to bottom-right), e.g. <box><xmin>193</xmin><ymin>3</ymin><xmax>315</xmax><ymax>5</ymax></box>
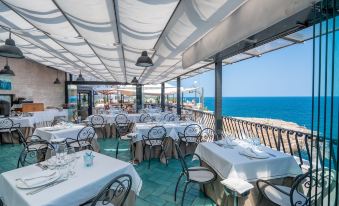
<box><xmin>174</xmin><ymin>173</ymin><xmax>184</xmax><ymax>201</ymax></box>
<box><xmin>115</xmin><ymin>139</ymin><xmax>120</xmax><ymax>158</ymax></box>
<box><xmin>148</xmin><ymin>146</ymin><xmax>152</xmax><ymax>169</ymax></box>
<box><xmin>181</xmin><ymin>181</ymin><xmax>190</xmax><ymax>206</ymax></box>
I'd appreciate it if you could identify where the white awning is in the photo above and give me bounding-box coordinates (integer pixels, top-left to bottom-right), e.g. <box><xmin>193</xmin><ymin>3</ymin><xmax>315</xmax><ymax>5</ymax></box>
<box><xmin>0</xmin><ymin>0</ymin><xmax>317</xmax><ymax>83</ymax></box>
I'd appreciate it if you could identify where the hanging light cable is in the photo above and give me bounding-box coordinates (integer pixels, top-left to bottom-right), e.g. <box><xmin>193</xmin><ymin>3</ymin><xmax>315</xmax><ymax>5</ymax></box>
<box><xmin>76</xmin><ymin>69</ymin><xmax>85</xmax><ymax>81</ymax></box>
<box><xmin>53</xmin><ymin>70</ymin><xmax>61</xmax><ymax>84</ymax></box>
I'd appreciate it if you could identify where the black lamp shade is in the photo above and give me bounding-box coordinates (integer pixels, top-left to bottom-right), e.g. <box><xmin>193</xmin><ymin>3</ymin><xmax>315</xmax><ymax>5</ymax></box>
<box><xmin>0</xmin><ymin>38</ymin><xmax>24</xmax><ymax>59</ymax></box>
<box><xmin>76</xmin><ymin>72</ymin><xmax>85</xmax><ymax>81</ymax></box>
<box><xmin>54</xmin><ymin>77</ymin><xmax>61</xmax><ymax>84</ymax></box>
<box><xmin>135</xmin><ymin>51</ymin><xmax>153</xmax><ymax>67</ymax></box>
<box><xmin>131</xmin><ymin>77</ymin><xmax>138</xmax><ymax>84</ymax></box>
<box><xmin>0</xmin><ymin>64</ymin><xmax>15</xmax><ymax>76</ymax></box>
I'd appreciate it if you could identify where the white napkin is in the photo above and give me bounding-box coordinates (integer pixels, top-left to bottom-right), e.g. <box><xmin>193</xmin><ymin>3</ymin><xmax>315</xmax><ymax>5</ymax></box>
<box><xmin>240</xmin><ymin>147</ymin><xmax>270</xmax><ymax>159</ymax></box>
<box><xmin>20</xmin><ymin>170</ymin><xmax>58</xmax><ymax>187</ymax></box>
<box><xmin>225</xmin><ymin>138</ymin><xmax>238</xmax><ymax>146</ymax></box>
<box><xmin>221</xmin><ymin>178</ymin><xmax>253</xmax><ymax>194</ymax></box>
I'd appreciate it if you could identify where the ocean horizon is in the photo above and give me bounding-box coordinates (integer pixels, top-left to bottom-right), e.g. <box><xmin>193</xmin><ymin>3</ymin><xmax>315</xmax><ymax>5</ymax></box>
<box><xmin>183</xmin><ymin>96</ymin><xmax>338</xmax><ymax>138</ymax></box>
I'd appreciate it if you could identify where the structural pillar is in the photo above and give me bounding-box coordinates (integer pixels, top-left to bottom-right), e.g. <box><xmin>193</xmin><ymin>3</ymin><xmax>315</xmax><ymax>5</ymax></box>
<box><xmin>215</xmin><ymin>59</ymin><xmax>223</xmax><ymax>137</ymax></box>
<box><xmin>176</xmin><ymin>77</ymin><xmax>181</xmax><ymax>116</ymax></box>
<box><xmin>161</xmin><ymin>83</ymin><xmax>165</xmax><ymax>112</ymax></box>
<box><xmin>136</xmin><ymin>84</ymin><xmax>143</xmax><ymax>112</ymax></box>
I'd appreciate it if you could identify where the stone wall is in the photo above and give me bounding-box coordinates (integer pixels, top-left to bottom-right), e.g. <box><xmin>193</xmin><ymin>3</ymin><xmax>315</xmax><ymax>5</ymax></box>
<box><xmin>0</xmin><ymin>58</ymin><xmax>66</xmax><ymax>107</ymax></box>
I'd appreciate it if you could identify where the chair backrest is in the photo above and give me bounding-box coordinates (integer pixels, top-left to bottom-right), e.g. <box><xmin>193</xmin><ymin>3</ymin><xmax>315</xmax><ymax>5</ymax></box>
<box><xmin>77</xmin><ymin>126</ymin><xmax>96</xmax><ymax>142</ymax></box>
<box><xmin>116</xmin><ymin>123</ymin><xmax>132</xmax><ymax>137</ymax></box>
<box><xmin>174</xmin><ymin>143</ymin><xmax>189</xmax><ymax>178</ymax></box>
<box><xmin>184</xmin><ymin>124</ymin><xmax>202</xmax><ymax>138</ymax></box>
<box><xmin>147</xmin><ymin>126</ymin><xmax>167</xmax><ymax>140</ymax></box>
<box><xmin>115</xmin><ymin>114</ymin><xmax>129</xmax><ymax>124</ymax></box>
<box><xmin>163</xmin><ymin>113</ymin><xmax>174</xmax><ymax>121</ymax></box>
<box><xmin>17</xmin><ymin>140</ymin><xmax>54</xmax><ymax>168</ymax></box>
<box><xmin>90</xmin><ymin>115</ymin><xmax>105</xmax><ymax>125</ymax></box>
<box><xmin>200</xmin><ymin>128</ymin><xmax>218</xmax><ymax>142</ymax></box>
<box><xmin>139</xmin><ymin>113</ymin><xmax>151</xmax><ymax>123</ymax></box>
<box><xmin>0</xmin><ymin>118</ymin><xmax>13</xmax><ymax>129</ymax></box>
<box><xmin>90</xmin><ymin>174</ymin><xmax>132</xmax><ymax>206</ymax></box>
<box><xmin>290</xmin><ymin>169</ymin><xmax>336</xmax><ymax>206</ymax></box>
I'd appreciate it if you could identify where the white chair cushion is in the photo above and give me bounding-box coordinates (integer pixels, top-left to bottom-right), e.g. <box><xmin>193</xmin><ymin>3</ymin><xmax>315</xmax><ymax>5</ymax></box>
<box><xmin>181</xmin><ymin>137</ymin><xmax>198</xmax><ymax>143</ymax></box>
<box><xmin>145</xmin><ymin>140</ymin><xmax>162</xmax><ymax>146</ymax></box>
<box><xmin>263</xmin><ymin>185</ymin><xmax>307</xmax><ymax>206</ymax></box>
<box><xmin>69</xmin><ymin>141</ymin><xmax>90</xmax><ymax>148</ymax></box>
<box><xmin>28</xmin><ymin>144</ymin><xmax>48</xmax><ymax>150</ymax></box>
<box><xmin>188</xmin><ymin>166</ymin><xmax>215</xmax><ymax>182</ymax></box>
<box><xmin>120</xmin><ymin>135</ymin><xmax>132</xmax><ymax>140</ymax></box>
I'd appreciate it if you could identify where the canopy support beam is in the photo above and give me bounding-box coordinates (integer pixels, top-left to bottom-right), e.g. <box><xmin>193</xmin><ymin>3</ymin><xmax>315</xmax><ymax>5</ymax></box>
<box><xmin>176</xmin><ymin>77</ymin><xmax>181</xmax><ymax>116</ymax></box>
<box><xmin>136</xmin><ymin>84</ymin><xmax>143</xmax><ymax>113</ymax></box>
<box><xmin>161</xmin><ymin>83</ymin><xmax>165</xmax><ymax>112</ymax></box>
<box><xmin>215</xmin><ymin>59</ymin><xmax>223</xmax><ymax>137</ymax></box>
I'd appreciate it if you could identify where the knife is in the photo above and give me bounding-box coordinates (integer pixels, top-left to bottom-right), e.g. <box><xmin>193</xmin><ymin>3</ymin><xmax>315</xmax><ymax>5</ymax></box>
<box><xmin>26</xmin><ymin>179</ymin><xmax>67</xmax><ymax>195</ymax></box>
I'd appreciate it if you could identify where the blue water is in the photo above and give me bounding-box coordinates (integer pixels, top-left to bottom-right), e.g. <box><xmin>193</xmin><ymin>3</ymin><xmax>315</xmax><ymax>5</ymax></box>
<box><xmin>183</xmin><ymin>96</ymin><xmax>338</xmax><ymax>138</ymax></box>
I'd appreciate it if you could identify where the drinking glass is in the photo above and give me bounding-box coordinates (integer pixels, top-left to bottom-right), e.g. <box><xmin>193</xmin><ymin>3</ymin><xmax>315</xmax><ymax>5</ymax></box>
<box><xmin>56</xmin><ymin>142</ymin><xmax>67</xmax><ymax>165</ymax></box>
<box><xmin>66</xmin><ymin>147</ymin><xmax>77</xmax><ymax>176</ymax></box>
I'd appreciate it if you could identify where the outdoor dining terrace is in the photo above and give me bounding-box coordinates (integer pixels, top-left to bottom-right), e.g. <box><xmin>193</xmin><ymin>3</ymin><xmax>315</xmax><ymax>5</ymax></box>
<box><xmin>0</xmin><ymin>0</ymin><xmax>338</xmax><ymax>206</ymax></box>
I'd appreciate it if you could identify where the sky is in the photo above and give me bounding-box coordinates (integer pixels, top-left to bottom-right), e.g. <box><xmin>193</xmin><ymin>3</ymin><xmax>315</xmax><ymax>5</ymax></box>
<box><xmin>178</xmin><ymin>40</ymin><xmax>313</xmax><ymax>97</ymax></box>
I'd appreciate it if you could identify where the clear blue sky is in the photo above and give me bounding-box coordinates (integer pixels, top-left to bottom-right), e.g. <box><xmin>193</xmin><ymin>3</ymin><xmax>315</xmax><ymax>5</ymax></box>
<box><xmin>178</xmin><ymin>40</ymin><xmax>313</xmax><ymax>97</ymax></box>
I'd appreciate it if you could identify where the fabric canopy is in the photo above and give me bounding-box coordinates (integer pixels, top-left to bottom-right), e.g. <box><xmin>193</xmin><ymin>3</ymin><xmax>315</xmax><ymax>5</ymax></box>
<box><xmin>0</xmin><ymin>0</ymin><xmax>317</xmax><ymax>83</ymax></box>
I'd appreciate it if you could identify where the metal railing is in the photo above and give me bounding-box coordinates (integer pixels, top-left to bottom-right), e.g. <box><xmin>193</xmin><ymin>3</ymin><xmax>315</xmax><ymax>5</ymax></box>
<box><xmin>177</xmin><ymin>106</ymin><xmax>337</xmax><ymax>168</ymax></box>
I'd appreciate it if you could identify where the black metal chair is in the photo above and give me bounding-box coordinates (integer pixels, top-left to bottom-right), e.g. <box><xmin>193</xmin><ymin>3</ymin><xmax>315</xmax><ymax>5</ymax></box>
<box><xmin>17</xmin><ymin>140</ymin><xmax>54</xmax><ymax>168</ymax></box>
<box><xmin>199</xmin><ymin>128</ymin><xmax>219</xmax><ymax>142</ymax></box>
<box><xmin>178</xmin><ymin>124</ymin><xmax>202</xmax><ymax>155</ymax></box>
<box><xmin>114</xmin><ymin>114</ymin><xmax>132</xmax><ymax>159</ymax></box>
<box><xmin>256</xmin><ymin>169</ymin><xmax>336</xmax><ymax>206</ymax></box>
<box><xmin>115</xmin><ymin>122</ymin><xmax>133</xmax><ymax>159</ymax></box>
<box><xmin>65</xmin><ymin>126</ymin><xmax>96</xmax><ymax>151</ymax></box>
<box><xmin>89</xmin><ymin>115</ymin><xmax>107</xmax><ymax>138</ymax></box>
<box><xmin>163</xmin><ymin>113</ymin><xmax>175</xmax><ymax>121</ymax></box>
<box><xmin>174</xmin><ymin>143</ymin><xmax>216</xmax><ymax>206</ymax></box>
<box><xmin>142</xmin><ymin>125</ymin><xmax>167</xmax><ymax>169</ymax></box>
<box><xmin>0</xmin><ymin>117</ymin><xmax>21</xmax><ymax>144</ymax></box>
<box><xmin>139</xmin><ymin>113</ymin><xmax>152</xmax><ymax>123</ymax></box>
<box><xmin>80</xmin><ymin>174</ymin><xmax>132</xmax><ymax>206</ymax></box>
<box><xmin>115</xmin><ymin>114</ymin><xmax>129</xmax><ymax>125</ymax></box>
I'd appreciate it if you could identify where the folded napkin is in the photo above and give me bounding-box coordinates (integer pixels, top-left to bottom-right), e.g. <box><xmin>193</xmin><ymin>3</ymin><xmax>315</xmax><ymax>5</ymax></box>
<box><xmin>225</xmin><ymin>138</ymin><xmax>238</xmax><ymax>146</ymax></box>
<box><xmin>20</xmin><ymin>170</ymin><xmax>58</xmax><ymax>187</ymax></box>
<box><xmin>239</xmin><ymin>147</ymin><xmax>270</xmax><ymax>159</ymax></box>
<box><xmin>220</xmin><ymin>178</ymin><xmax>253</xmax><ymax>194</ymax></box>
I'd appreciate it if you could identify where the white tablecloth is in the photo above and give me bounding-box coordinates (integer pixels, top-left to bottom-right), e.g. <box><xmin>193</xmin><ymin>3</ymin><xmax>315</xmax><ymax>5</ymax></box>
<box><xmin>9</xmin><ymin>117</ymin><xmax>35</xmax><ymax>128</ymax></box>
<box><xmin>30</xmin><ymin>109</ymin><xmax>68</xmax><ymax>123</ymax></box>
<box><xmin>33</xmin><ymin>125</ymin><xmax>96</xmax><ymax>142</ymax></box>
<box><xmin>194</xmin><ymin>140</ymin><xmax>302</xmax><ymax>182</ymax></box>
<box><xmin>133</xmin><ymin>122</ymin><xmax>202</xmax><ymax>143</ymax></box>
<box><xmin>0</xmin><ymin>150</ymin><xmax>142</xmax><ymax>206</ymax></box>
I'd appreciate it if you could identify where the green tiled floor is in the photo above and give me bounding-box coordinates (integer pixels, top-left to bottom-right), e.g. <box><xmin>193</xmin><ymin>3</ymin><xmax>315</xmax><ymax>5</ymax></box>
<box><xmin>0</xmin><ymin>139</ymin><xmax>216</xmax><ymax>206</ymax></box>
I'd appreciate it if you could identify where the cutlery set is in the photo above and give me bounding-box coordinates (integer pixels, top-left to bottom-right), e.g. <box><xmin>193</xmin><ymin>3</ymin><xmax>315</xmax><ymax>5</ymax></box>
<box><xmin>26</xmin><ymin>179</ymin><xmax>67</xmax><ymax>195</ymax></box>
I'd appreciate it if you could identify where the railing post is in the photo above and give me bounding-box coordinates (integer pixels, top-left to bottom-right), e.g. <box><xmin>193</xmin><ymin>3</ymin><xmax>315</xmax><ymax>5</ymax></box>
<box><xmin>136</xmin><ymin>84</ymin><xmax>142</xmax><ymax>113</ymax></box>
<box><xmin>215</xmin><ymin>58</ymin><xmax>223</xmax><ymax>137</ymax></box>
<box><xmin>161</xmin><ymin>82</ymin><xmax>165</xmax><ymax>112</ymax></box>
<box><xmin>176</xmin><ymin>77</ymin><xmax>181</xmax><ymax>116</ymax></box>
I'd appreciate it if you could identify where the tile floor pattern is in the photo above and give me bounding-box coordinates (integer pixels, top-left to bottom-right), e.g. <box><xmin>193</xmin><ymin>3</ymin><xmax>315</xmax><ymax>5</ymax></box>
<box><xmin>0</xmin><ymin>138</ymin><xmax>216</xmax><ymax>206</ymax></box>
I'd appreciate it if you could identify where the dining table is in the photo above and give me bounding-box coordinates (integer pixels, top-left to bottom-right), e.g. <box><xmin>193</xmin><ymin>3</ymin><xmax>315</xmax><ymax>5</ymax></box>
<box><xmin>0</xmin><ymin>150</ymin><xmax>142</xmax><ymax>206</ymax></box>
<box><xmin>132</xmin><ymin>121</ymin><xmax>204</xmax><ymax>164</ymax></box>
<box><xmin>33</xmin><ymin>124</ymin><xmax>99</xmax><ymax>152</ymax></box>
<box><xmin>194</xmin><ymin>139</ymin><xmax>302</xmax><ymax>206</ymax></box>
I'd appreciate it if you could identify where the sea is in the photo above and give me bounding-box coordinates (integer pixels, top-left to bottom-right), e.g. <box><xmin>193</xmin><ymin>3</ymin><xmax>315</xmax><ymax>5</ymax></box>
<box><xmin>183</xmin><ymin>96</ymin><xmax>339</xmax><ymax>139</ymax></box>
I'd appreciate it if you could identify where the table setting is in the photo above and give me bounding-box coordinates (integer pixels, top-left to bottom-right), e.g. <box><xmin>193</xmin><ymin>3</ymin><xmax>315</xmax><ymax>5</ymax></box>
<box><xmin>0</xmin><ymin>150</ymin><xmax>142</xmax><ymax>206</ymax></box>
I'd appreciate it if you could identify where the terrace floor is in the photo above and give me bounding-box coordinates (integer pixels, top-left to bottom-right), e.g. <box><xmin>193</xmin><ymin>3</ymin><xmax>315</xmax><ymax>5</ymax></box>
<box><xmin>0</xmin><ymin>138</ymin><xmax>216</xmax><ymax>206</ymax></box>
